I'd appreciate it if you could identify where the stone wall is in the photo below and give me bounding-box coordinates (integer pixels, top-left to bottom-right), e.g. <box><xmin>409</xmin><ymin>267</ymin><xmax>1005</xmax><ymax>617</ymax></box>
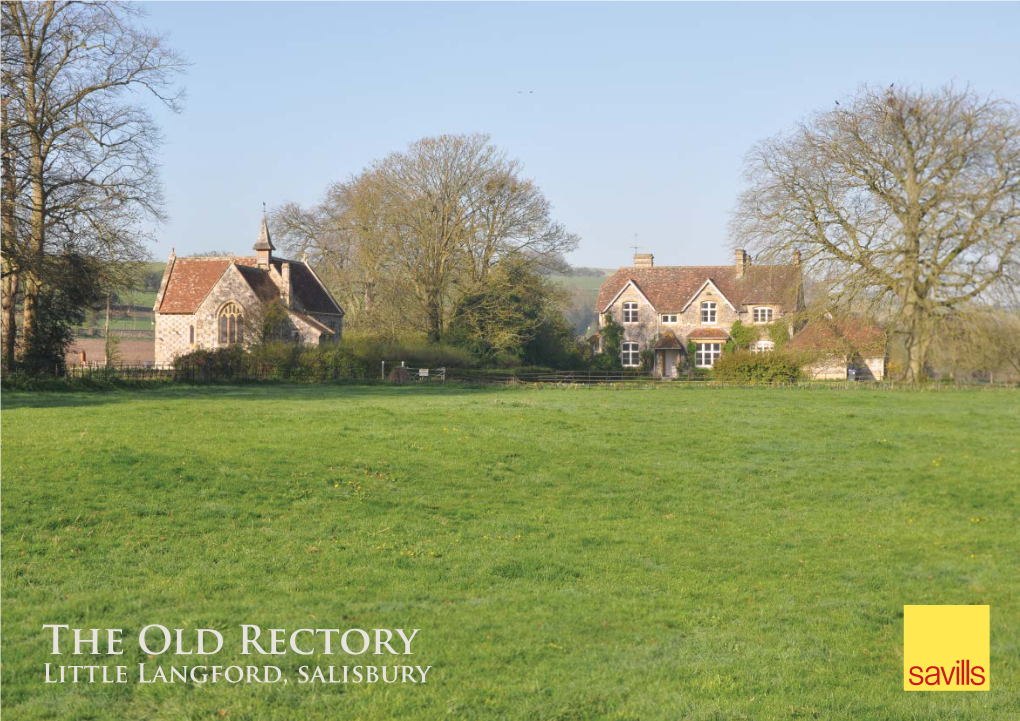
<box><xmin>804</xmin><ymin>358</ymin><xmax>849</xmax><ymax>380</ymax></box>
<box><xmin>860</xmin><ymin>356</ymin><xmax>886</xmax><ymax>381</ymax></box>
<box><xmin>803</xmin><ymin>355</ymin><xmax>885</xmax><ymax>381</ymax></box>
<box><xmin>155</xmin><ymin>265</ymin><xmax>263</xmax><ymax>364</ymax></box>
<box><xmin>154</xmin><ymin>313</ymin><xmax>195</xmax><ymax>365</ymax></box>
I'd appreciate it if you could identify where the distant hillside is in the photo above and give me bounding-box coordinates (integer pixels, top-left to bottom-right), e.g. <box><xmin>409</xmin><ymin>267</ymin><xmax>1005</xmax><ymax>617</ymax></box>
<box><xmin>547</xmin><ymin>268</ymin><xmax>613</xmax><ymax>337</ymax></box>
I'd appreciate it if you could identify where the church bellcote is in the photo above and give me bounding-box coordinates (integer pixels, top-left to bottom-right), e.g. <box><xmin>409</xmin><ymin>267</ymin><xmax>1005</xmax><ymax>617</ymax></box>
<box><xmin>254</xmin><ymin>215</ymin><xmax>274</xmax><ymax>268</ymax></box>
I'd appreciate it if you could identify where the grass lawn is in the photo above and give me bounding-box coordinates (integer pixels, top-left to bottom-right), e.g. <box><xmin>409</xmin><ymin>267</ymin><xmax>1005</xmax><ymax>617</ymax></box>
<box><xmin>2</xmin><ymin>385</ymin><xmax>1018</xmax><ymax>720</ymax></box>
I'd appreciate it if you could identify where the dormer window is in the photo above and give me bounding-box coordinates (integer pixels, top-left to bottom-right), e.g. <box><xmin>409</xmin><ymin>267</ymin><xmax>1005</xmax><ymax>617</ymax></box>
<box><xmin>218</xmin><ymin>302</ymin><xmax>244</xmax><ymax>345</ymax></box>
<box><xmin>700</xmin><ymin>301</ymin><xmax>717</xmax><ymax>324</ymax></box>
<box><xmin>622</xmin><ymin>302</ymin><xmax>638</xmax><ymax>323</ymax></box>
<box><xmin>753</xmin><ymin>307</ymin><xmax>774</xmax><ymax>324</ymax></box>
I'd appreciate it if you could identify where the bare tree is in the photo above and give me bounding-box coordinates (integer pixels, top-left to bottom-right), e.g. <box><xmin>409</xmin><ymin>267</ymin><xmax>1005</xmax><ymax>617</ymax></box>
<box><xmin>1</xmin><ymin>1</ymin><xmax>186</xmax><ymax>366</ymax></box>
<box><xmin>274</xmin><ymin>134</ymin><xmax>578</xmax><ymax>343</ymax></box>
<box><xmin>731</xmin><ymin>84</ymin><xmax>1020</xmax><ymax>380</ymax></box>
<box><xmin>272</xmin><ymin>173</ymin><xmax>394</xmax><ymax>324</ymax></box>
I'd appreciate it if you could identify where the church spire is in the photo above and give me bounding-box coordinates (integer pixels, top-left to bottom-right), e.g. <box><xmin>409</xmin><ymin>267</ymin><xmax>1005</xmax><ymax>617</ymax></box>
<box><xmin>254</xmin><ymin>206</ymin><xmax>274</xmax><ymax>268</ymax></box>
<box><xmin>254</xmin><ymin>206</ymin><xmax>274</xmax><ymax>252</ymax></box>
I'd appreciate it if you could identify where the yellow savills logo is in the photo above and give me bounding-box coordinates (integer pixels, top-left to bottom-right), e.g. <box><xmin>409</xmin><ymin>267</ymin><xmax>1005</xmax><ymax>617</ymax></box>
<box><xmin>904</xmin><ymin>605</ymin><xmax>989</xmax><ymax>691</ymax></box>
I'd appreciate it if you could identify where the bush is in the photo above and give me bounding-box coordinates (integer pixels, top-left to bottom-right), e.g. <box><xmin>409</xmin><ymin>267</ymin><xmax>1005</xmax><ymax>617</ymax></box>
<box><xmin>592</xmin><ymin>315</ymin><xmax>624</xmax><ymax>371</ymax></box>
<box><xmin>766</xmin><ymin>319</ymin><xmax>791</xmax><ymax>351</ymax></box>
<box><xmin>341</xmin><ymin>334</ymin><xmax>479</xmax><ymax>370</ymax></box>
<box><xmin>172</xmin><ymin>347</ymin><xmax>247</xmax><ymax>379</ymax></box>
<box><xmin>712</xmin><ymin>350</ymin><xmax>803</xmax><ymax>384</ymax></box>
<box><xmin>170</xmin><ymin>336</ymin><xmax>477</xmax><ymax>383</ymax></box>
<box><xmin>725</xmin><ymin>320</ymin><xmax>759</xmax><ymax>352</ymax></box>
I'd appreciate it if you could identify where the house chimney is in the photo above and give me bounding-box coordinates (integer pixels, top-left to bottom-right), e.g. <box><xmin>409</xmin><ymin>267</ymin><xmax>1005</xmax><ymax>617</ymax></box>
<box><xmin>792</xmin><ymin>250</ymin><xmax>802</xmax><ymax>266</ymax></box>
<box><xmin>633</xmin><ymin>253</ymin><xmax>654</xmax><ymax>268</ymax></box>
<box><xmin>254</xmin><ymin>215</ymin><xmax>274</xmax><ymax>269</ymax></box>
<box><xmin>281</xmin><ymin>261</ymin><xmax>291</xmax><ymax>307</ymax></box>
<box><xmin>734</xmin><ymin>249</ymin><xmax>750</xmax><ymax>279</ymax></box>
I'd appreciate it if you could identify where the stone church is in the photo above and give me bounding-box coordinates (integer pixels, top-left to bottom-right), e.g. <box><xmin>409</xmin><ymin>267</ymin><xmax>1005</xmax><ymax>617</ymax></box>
<box><xmin>153</xmin><ymin>217</ymin><xmax>344</xmax><ymax>365</ymax></box>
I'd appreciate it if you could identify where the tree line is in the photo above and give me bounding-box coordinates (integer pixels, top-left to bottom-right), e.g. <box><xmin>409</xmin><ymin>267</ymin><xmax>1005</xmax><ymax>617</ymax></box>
<box><xmin>271</xmin><ymin>133</ymin><xmax>586</xmax><ymax>367</ymax></box>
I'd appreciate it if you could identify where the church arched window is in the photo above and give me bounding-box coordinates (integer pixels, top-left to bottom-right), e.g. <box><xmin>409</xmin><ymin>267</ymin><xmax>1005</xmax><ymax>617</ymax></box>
<box><xmin>218</xmin><ymin>302</ymin><xmax>243</xmax><ymax>345</ymax></box>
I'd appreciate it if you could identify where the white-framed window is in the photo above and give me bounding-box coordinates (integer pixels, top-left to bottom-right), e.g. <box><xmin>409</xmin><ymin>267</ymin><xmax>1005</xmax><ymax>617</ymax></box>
<box><xmin>753</xmin><ymin>307</ymin><xmax>774</xmax><ymax>324</ymax></box>
<box><xmin>700</xmin><ymin>301</ymin><xmax>717</xmax><ymax>324</ymax></box>
<box><xmin>661</xmin><ymin>313</ymin><xmax>678</xmax><ymax>324</ymax></box>
<box><xmin>695</xmin><ymin>343</ymin><xmax>722</xmax><ymax>368</ymax></box>
<box><xmin>621</xmin><ymin>341</ymin><xmax>640</xmax><ymax>367</ymax></box>
<box><xmin>622</xmin><ymin>302</ymin><xmax>638</xmax><ymax>323</ymax></box>
<box><xmin>752</xmin><ymin>340</ymin><xmax>775</xmax><ymax>353</ymax></box>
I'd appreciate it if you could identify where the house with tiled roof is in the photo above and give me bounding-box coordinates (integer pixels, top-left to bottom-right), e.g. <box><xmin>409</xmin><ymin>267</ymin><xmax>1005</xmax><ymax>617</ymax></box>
<box><xmin>595</xmin><ymin>250</ymin><xmax>803</xmax><ymax>377</ymax></box>
<box><xmin>153</xmin><ymin>217</ymin><xmax>344</xmax><ymax>365</ymax></box>
<box><xmin>786</xmin><ymin>316</ymin><xmax>887</xmax><ymax>381</ymax></box>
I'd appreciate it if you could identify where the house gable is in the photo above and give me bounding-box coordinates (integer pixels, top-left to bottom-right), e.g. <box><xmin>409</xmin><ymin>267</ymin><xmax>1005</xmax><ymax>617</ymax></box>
<box><xmin>680</xmin><ymin>279</ymin><xmax>737</xmax><ymax>313</ymax></box>
<box><xmin>601</xmin><ymin>279</ymin><xmax>656</xmax><ymax>313</ymax></box>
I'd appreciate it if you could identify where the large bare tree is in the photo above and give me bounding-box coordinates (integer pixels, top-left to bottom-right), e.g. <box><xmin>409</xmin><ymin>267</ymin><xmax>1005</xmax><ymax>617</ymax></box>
<box><xmin>731</xmin><ymin>84</ymin><xmax>1020</xmax><ymax>380</ymax></box>
<box><xmin>1</xmin><ymin>0</ymin><xmax>185</xmax><ymax>367</ymax></box>
<box><xmin>274</xmin><ymin>134</ymin><xmax>578</xmax><ymax>343</ymax></box>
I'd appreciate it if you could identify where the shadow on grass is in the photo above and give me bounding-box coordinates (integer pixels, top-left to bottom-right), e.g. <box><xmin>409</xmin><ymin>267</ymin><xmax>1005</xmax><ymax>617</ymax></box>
<box><xmin>0</xmin><ymin>381</ymin><xmax>506</xmax><ymax>411</ymax></box>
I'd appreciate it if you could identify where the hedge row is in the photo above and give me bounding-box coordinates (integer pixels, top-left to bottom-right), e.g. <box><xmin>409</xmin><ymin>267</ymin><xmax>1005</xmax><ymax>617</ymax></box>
<box><xmin>711</xmin><ymin>350</ymin><xmax>805</xmax><ymax>383</ymax></box>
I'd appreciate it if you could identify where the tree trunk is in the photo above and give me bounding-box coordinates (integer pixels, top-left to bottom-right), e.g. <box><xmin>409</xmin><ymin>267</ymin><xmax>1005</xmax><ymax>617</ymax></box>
<box><xmin>22</xmin><ymin>133</ymin><xmax>45</xmax><ymax>359</ymax></box>
<box><xmin>901</xmin><ymin>307</ymin><xmax>932</xmax><ymax>382</ymax></box>
<box><xmin>425</xmin><ymin>294</ymin><xmax>443</xmax><ymax>344</ymax></box>
<box><xmin>104</xmin><ymin>293</ymin><xmax>111</xmax><ymax>365</ymax></box>
<box><xmin>1</xmin><ymin>270</ymin><xmax>18</xmax><ymax>369</ymax></box>
<box><xmin>363</xmin><ymin>281</ymin><xmax>374</xmax><ymax>313</ymax></box>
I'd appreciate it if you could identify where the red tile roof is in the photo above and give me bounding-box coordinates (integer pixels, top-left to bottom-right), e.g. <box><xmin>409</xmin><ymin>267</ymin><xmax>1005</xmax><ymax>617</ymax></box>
<box><xmin>157</xmin><ymin>255</ymin><xmax>343</xmax><ymax>316</ymax></box>
<box><xmin>787</xmin><ymin>318</ymin><xmax>886</xmax><ymax>356</ymax></box>
<box><xmin>686</xmin><ymin>327</ymin><xmax>731</xmax><ymax>340</ymax></box>
<box><xmin>653</xmin><ymin>330</ymin><xmax>684</xmax><ymax>349</ymax></box>
<box><xmin>597</xmin><ymin>264</ymin><xmax>801</xmax><ymax>312</ymax></box>
<box><xmin>157</xmin><ymin>258</ymin><xmax>234</xmax><ymax>313</ymax></box>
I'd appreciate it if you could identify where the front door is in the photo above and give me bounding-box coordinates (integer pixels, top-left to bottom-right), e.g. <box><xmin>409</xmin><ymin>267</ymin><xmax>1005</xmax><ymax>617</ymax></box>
<box><xmin>658</xmin><ymin>350</ymin><xmax>679</xmax><ymax>378</ymax></box>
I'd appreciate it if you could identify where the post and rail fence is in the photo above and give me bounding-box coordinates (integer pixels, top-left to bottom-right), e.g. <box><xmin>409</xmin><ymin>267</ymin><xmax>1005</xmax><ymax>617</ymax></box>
<box><xmin>4</xmin><ymin>361</ymin><xmax>1014</xmax><ymax>390</ymax></box>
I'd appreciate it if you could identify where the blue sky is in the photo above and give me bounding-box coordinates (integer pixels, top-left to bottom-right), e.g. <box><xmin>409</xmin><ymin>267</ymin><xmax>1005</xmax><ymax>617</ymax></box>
<box><xmin>142</xmin><ymin>1</ymin><xmax>1020</xmax><ymax>267</ymax></box>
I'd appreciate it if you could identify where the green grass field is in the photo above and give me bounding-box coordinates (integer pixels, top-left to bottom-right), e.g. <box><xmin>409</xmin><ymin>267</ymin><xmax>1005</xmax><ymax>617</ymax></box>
<box><xmin>2</xmin><ymin>385</ymin><xmax>1018</xmax><ymax>720</ymax></box>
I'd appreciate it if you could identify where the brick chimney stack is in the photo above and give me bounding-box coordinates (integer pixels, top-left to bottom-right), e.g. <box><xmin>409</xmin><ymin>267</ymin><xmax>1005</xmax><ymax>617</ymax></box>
<box><xmin>792</xmin><ymin>250</ymin><xmax>802</xmax><ymax>266</ymax></box>
<box><xmin>633</xmin><ymin>253</ymin><xmax>654</xmax><ymax>268</ymax></box>
<box><xmin>734</xmin><ymin>249</ymin><xmax>750</xmax><ymax>279</ymax></box>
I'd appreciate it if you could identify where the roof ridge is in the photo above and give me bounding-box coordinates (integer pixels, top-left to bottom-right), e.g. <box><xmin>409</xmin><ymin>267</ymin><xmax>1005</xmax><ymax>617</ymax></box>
<box><xmin>177</xmin><ymin>255</ymin><xmax>238</xmax><ymax>261</ymax></box>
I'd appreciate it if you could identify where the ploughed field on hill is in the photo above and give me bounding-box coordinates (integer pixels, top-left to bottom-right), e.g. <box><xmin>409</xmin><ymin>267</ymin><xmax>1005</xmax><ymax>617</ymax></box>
<box><xmin>2</xmin><ymin>385</ymin><xmax>1017</xmax><ymax>720</ymax></box>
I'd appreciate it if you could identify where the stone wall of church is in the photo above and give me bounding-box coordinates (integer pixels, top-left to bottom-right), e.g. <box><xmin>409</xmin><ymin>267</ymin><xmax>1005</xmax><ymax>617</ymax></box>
<box><xmin>155</xmin><ymin>266</ymin><xmax>264</xmax><ymax>365</ymax></box>
<box><xmin>192</xmin><ymin>266</ymin><xmax>262</xmax><ymax>349</ymax></box>
<box><xmin>308</xmin><ymin>312</ymin><xmax>344</xmax><ymax>340</ymax></box>
<box><xmin>154</xmin><ymin>313</ymin><xmax>196</xmax><ymax>365</ymax></box>
<box><xmin>154</xmin><ymin>263</ymin><xmax>344</xmax><ymax>364</ymax></box>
